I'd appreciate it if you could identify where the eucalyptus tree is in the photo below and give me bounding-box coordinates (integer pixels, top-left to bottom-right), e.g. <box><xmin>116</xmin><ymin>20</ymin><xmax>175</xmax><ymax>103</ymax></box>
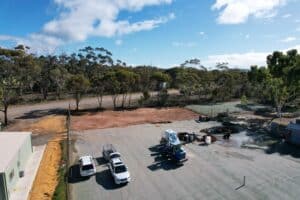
<box><xmin>78</xmin><ymin>46</ymin><xmax>114</xmax><ymax>108</ymax></box>
<box><xmin>0</xmin><ymin>47</ymin><xmax>23</xmax><ymax>125</ymax></box>
<box><xmin>103</xmin><ymin>71</ymin><xmax>120</xmax><ymax>109</ymax></box>
<box><xmin>66</xmin><ymin>74</ymin><xmax>90</xmax><ymax>111</ymax></box>
<box><xmin>38</xmin><ymin>55</ymin><xmax>58</xmax><ymax>100</ymax></box>
<box><xmin>12</xmin><ymin>45</ymin><xmax>41</xmax><ymax>94</ymax></box>
<box><xmin>90</xmin><ymin>65</ymin><xmax>107</xmax><ymax>109</ymax></box>
<box><xmin>115</xmin><ymin>68</ymin><xmax>140</xmax><ymax>108</ymax></box>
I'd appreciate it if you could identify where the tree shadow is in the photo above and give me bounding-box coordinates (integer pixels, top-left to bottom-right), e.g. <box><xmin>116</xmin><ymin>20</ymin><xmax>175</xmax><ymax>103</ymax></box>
<box><xmin>16</xmin><ymin>108</ymin><xmax>66</xmax><ymax>119</ymax></box>
<box><xmin>70</xmin><ymin>108</ymin><xmax>106</xmax><ymax>116</ymax></box>
<box><xmin>113</xmin><ymin>106</ymin><xmax>139</xmax><ymax>111</ymax></box>
<box><xmin>95</xmin><ymin>169</ymin><xmax>125</xmax><ymax>190</ymax></box>
<box><xmin>67</xmin><ymin>164</ymin><xmax>90</xmax><ymax>184</ymax></box>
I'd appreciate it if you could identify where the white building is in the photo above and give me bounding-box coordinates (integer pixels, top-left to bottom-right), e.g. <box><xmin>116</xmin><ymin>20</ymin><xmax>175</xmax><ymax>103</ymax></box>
<box><xmin>0</xmin><ymin>132</ymin><xmax>32</xmax><ymax>200</ymax></box>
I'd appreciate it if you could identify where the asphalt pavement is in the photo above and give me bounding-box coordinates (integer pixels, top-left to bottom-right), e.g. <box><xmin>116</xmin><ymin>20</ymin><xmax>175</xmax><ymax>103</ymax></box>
<box><xmin>69</xmin><ymin>120</ymin><xmax>300</xmax><ymax>200</ymax></box>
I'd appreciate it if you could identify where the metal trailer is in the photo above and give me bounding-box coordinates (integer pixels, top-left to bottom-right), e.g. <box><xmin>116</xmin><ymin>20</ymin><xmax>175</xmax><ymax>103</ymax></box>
<box><xmin>102</xmin><ymin>144</ymin><xmax>121</xmax><ymax>161</ymax></box>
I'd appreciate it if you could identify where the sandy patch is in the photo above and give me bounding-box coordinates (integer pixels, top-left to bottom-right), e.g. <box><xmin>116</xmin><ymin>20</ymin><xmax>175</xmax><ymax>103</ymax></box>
<box><xmin>71</xmin><ymin>108</ymin><xmax>198</xmax><ymax>131</ymax></box>
<box><xmin>29</xmin><ymin>136</ymin><xmax>63</xmax><ymax>200</ymax></box>
<box><xmin>29</xmin><ymin>116</ymin><xmax>66</xmax><ymax>135</ymax></box>
<box><xmin>27</xmin><ymin>116</ymin><xmax>67</xmax><ymax>200</ymax></box>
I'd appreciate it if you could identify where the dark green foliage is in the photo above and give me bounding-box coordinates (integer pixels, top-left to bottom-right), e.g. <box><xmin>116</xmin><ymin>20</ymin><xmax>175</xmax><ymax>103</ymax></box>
<box><xmin>66</xmin><ymin>74</ymin><xmax>90</xmax><ymax>110</ymax></box>
<box><xmin>1</xmin><ymin>45</ymin><xmax>299</xmax><ymax>124</ymax></box>
<box><xmin>248</xmin><ymin>49</ymin><xmax>300</xmax><ymax>116</ymax></box>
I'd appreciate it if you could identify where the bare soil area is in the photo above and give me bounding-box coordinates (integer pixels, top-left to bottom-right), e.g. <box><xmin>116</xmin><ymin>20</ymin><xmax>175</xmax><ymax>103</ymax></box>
<box><xmin>29</xmin><ymin>135</ymin><xmax>63</xmax><ymax>200</ymax></box>
<box><xmin>71</xmin><ymin>108</ymin><xmax>198</xmax><ymax>131</ymax></box>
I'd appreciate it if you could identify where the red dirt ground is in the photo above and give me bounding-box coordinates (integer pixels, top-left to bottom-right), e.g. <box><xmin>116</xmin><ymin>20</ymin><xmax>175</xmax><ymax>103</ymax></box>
<box><xmin>71</xmin><ymin>108</ymin><xmax>198</xmax><ymax>131</ymax></box>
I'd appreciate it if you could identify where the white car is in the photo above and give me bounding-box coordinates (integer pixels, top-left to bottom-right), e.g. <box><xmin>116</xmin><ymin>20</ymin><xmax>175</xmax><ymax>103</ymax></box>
<box><xmin>108</xmin><ymin>158</ymin><xmax>131</xmax><ymax>185</ymax></box>
<box><xmin>79</xmin><ymin>155</ymin><xmax>96</xmax><ymax>177</ymax></box>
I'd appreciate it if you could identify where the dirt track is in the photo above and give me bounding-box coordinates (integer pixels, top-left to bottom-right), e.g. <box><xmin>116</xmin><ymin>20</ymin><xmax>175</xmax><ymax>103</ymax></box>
<box><xmin>71</xmin><ymin>108</ymin><xmax>198</xmax><ymax>131</ymax></box>
<box><xmin>1</xmin><ymin>90</ymin><xmax>179</xmax><ymax>122</ymax></box>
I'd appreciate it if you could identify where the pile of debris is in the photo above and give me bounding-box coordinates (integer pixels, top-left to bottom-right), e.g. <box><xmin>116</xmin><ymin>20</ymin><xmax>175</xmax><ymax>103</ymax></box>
<box><xmin>177</xmin><ymin>132</ymin><xmax>199</xmax><ymax>143</ymax></box>
<box><xmin>177</xmin><ymin>132</ymin><xmax>217</xmax><ymax>145</ymax></box>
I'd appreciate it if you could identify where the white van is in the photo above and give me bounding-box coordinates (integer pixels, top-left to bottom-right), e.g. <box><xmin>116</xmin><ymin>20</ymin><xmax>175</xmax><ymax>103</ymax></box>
<box><xmin>79</xmin><ymin>155</ymin><xmax>96</xmax><ymax>177</ymax></box>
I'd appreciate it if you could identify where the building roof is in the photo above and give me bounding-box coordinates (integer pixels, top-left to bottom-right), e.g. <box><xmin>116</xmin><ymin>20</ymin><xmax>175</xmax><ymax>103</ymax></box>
<box><xmin>0</xmin><ymin>132</ymin><xmax>31</xmax><ymax>172</ymax></box>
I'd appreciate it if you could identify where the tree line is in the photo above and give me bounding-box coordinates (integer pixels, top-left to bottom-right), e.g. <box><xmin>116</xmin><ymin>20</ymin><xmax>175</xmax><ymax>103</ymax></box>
<box><xmin>0</xmin><ymin>45</ymin><xmax>299</xmax><ymax>125</ymax></box>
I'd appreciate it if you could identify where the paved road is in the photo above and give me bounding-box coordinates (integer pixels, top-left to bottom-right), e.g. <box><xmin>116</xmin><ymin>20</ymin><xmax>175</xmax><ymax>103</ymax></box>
<box><xmin>70</xmin><ymin>120</ymin><xmax>300</xmax><ymax>200</ymax></box>
<box><xmin>1</xmin><ymin>90</ymin><xmax>179</xmax><ymax>121</ymax></box>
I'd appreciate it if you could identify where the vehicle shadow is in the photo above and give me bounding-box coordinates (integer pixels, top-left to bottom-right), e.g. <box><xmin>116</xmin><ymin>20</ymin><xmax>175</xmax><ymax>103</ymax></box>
<box><xmin>148</xmin><ymin>144</ymin><xmax>183</xmax><ymax>171</ymax></box>
<box><xmin>67</xmin><ymin>164</ymin><xmax>90</xmax><ymax>184</ymax></box>
<box><xmin>95</xmin><ymin>169</ymin><xmax>125</xmax><ymax>190</ymax></box>
<box><xmin>148</xmin><ymin>144</ymin><xmax>163</xmax><ymax>153</ymax></box>
<box><xmin>94</xmin><ymin>156</ymin><xmax>107</xmax><ymax>166</ymax></box>
<box><xmin>265</xmin><ymin>141</ymin><xmax>300</xmax><ymax>158</ymax></box>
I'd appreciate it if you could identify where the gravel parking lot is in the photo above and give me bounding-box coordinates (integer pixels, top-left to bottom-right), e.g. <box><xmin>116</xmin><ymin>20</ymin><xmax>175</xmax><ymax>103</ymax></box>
<box><xmin>69</xmin><ymin>120</ymin><xmax>300</xmax><ymax>200</ymax></box>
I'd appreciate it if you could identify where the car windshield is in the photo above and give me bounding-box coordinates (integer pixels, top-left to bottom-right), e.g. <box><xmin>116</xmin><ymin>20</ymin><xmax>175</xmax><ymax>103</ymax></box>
<box><xmin>115</xmin><ymin>165</ymin><xmax>127</xmax><ymax>173</ymax></box>
<box><xmin>110</xmin><ymin>154</ymin><xmax>120</xmax><ymax>159</ymax></box>
<box><xmin>82</xmin><ymin>164</ymin><xmax>94</xmax><ymax>171</ymax></box>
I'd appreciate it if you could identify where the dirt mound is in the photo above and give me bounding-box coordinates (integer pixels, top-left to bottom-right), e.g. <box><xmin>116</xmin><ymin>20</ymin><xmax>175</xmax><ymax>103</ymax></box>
<box><xmin>71</xmin><ymin>108</ymin><xmax>198</xmax><ymax>131</ymax></box>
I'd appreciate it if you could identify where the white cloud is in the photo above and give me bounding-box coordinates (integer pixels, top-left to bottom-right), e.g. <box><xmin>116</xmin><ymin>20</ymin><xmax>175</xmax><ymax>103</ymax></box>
<box><xmin>203</xmin><ymin>52</ymin><xmax>267</xmax><ymax>69</ymax></box>
<box><xmin>245</xmin><ymin>34</ymin><xmax>250</xmax><ymax>39</ymax></box>
<box><xmin>202</xmin><ymin>45</ymin><xmax>300</xmax><ymax>69</ymax></box>
<box><xmin>280</xmin><ymin>36</ymin><xmax>296</xmax><ymax>42</ymax></box>
<box><xmin>115</xmin><ymin>39</ymin><xmax>123</xmax><ymax>46</ymax></box>
<box><xmin>172</xmin><ymin>42</ymin><xmax>197</xmax><ymax>47</ymax></box>
<box><xmin>212</xmin><ymin>0</ymin><xmax>287</xmax><ymax>24</ymax></box>
<box><xmin>0</xmin><ymin>34</ymin><xmax>63</xmax><ymax>54</ymax></box>
<box><xmin>199</xmin><ymin>31</ymin><xmax>205</xmax><ymax>36</ymax></box>
<box><xmin>0</xmin><ymin>0</ymin><xmax>174</xmax><ymax>53</ymax></box>
<box><xmin>0</xmin><ymin>35</ymin><xmax>20</xmax><ymax>42</ymax></box>
<box><xmin>296</xmin><ymin>27</ymin><xmax>300</xmax><ymax>32</ymax></box>
<box><xmin>282</xmin><ymin>13</ymin><xmax>291</xmax><ymax>18</ymax></box>
<box><xmin>43</xmin><ymin>0</ymin><xmax>174</xmax><ymax>40</ymax></box>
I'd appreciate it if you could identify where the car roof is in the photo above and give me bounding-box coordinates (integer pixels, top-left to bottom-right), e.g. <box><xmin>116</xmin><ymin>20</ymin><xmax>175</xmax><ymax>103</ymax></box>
<box><xmin>80</xmin><ymin>155</ymin><xmax>93</xmax><ymax>165</ymax></box>
<box><xmin>111</xmin><ymin>157</ymin><xmax>124</xmax><ymax>166</ymax></box>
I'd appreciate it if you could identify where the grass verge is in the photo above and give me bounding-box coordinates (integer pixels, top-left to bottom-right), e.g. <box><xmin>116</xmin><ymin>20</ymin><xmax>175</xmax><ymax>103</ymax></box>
<box><xmin>52</xmin><ymin>139</ymin><xmax>68</xmax><ymax>200</ymax></box>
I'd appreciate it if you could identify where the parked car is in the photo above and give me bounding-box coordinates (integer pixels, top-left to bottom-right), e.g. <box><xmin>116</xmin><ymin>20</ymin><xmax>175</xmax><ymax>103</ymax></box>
<box><xmin>102</xmin><ymin>144</ymin><xmax>121</xmax><ymax>161</ymax></box>
<box><xmin>108</xmin><ymin>157</ymin><xmax>131</xmax><ymax>185</ymax></box>
<box><xmin>79</xmin><ymin>155</ymin><xmax>96</xmax><ymax>177</ymax></box>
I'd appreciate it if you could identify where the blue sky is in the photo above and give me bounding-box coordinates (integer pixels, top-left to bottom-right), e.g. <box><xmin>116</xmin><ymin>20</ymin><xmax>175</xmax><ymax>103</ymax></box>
<box><xmin>0</xmin><ymin>0</ymin><xmax>300</xmax><ymax>69</ymax></box>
